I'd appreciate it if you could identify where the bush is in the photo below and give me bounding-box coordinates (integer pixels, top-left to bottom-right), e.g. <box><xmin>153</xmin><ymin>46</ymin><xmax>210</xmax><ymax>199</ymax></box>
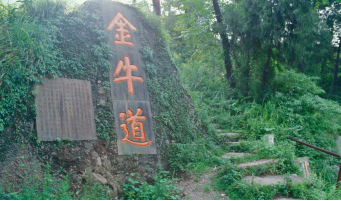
<box><xmin>167</xmin><ymin>138</ymin><xmax>224</xmax><ymax>172</ymax></box>
<box><xmin>121</xmin><ymin>169</ymin><xmax>181</xmax><ymax>200</ymax></box>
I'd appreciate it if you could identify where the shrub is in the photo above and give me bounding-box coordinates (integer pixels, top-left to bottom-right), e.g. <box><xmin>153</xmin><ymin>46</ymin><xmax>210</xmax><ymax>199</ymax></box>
<box><xmin>121</xmin><ymin>169</ymin><xmax>181</xmax><ymax>200</ymax></box>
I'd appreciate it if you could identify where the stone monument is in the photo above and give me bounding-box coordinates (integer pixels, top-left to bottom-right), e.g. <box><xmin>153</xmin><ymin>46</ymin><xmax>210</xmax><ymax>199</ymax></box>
<box><xmin>102</xmin><ymin>2</ymin><xmax>157</xmax><ymax>155</ymax></box>
<box><xmin>35</xmin><ymin>78</ymin><xmax>97</xmax><ymax>141</ymax></box>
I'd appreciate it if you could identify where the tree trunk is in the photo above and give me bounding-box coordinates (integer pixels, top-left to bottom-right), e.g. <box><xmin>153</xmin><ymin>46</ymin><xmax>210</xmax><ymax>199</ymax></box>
<box><xmin>153</xmin><ymin>0</ymin><xmax>161</xmax><ymax>16</ymax></box>
<box><xmin>212</xmin><ymin>0</ymin><xmax>234</xmax><ymax>87</ymax></box>
<box><xmin>298</xmin><ymin>62</ymin><xmax>305</xmax><ymax>73</ymax></box>
<box><xmin>246</xmin><ymin>51</ymin><xmax>250</xmax><ymax>97</ymax></box>
<box><xmin>263</xmin><ymin>47</ymin><xmax>272</xmax><ymax>89</ymax></box>
<box><xmin>328</xmin><ymin>37</ymin><xmax>341</xmax><ymax>98</ymax></box>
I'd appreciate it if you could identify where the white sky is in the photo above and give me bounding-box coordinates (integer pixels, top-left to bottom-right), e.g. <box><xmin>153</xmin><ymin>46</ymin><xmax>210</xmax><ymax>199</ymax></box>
<box><xmin>5</xmin><ymin>0</ymin><xmax>163</xmax><ymax>7</ymax></box>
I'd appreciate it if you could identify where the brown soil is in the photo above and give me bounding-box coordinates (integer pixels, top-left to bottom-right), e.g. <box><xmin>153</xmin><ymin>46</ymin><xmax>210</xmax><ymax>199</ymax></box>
<box><xmin>176</xmin><ymin>168</ymin><xmax>229</xmax><ymax>200</ymax></box>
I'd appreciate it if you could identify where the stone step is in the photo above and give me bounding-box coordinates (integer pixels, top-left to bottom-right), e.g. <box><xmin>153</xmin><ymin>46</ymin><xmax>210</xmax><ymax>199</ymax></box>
<box><xmin>223</xmin><ymin>141</ymin><xmax>240</xmax><ymax>146</ymax></box>
<box><xmin>217</xmin><ymin>132</ymin><xmax>240</xmax><ymax>137</ymax></box>
<box><xmin>242</xmin><ymin>174</ymin><xmax>304</xmax><ymax>185</ymax></box>
<box><xmin>236</xmin><ymin>158</ymin><xmax>279</xmax><ymax>168</ymax></box>
<box><xmin>221</xmin><ymin>152</ymin><xmax>252</xmax><ymax>159</ymax></box>
<box><xmin>276</xmin><ymin>196</ymin><xmax>301</xmax><ymax>200</ymax></box>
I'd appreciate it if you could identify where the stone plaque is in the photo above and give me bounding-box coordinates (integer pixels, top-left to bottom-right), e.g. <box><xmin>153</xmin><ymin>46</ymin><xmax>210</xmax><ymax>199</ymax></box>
<box><xmin>101</xmin><ymin>1</ymin><xmax>157</xmax><ymax>155</ymax></box>
<box><xmin>113</xmin><ymin>101</ymin><xmax>157</xmax><ymax>155</ymax></box>
<box><xmin>35</xmin><ymin>78</ymin><xmax>97</xmax><ymax>141</ymax></box>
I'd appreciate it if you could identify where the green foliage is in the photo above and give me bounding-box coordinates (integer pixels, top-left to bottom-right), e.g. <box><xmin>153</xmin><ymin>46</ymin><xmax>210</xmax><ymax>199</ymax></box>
<box><xmin>95</xmin><ymin>104</ymin><xmax>115</xmax><ymax>141</ymax></box>
<box><xmin>168</xmin><ymin>139</ymin><xmax>224</xmax><ymax>172</ymax></box>
<box><xmin>0</xmin><ymin>163</ymin><xmax>73</xmax><ymax>200</ymax></box>
<box><xmin>215</xmin><ymin>162</ymin><xmax>341</xmax><ymax>200</ymax></box>
<box><xmin>0</xmin><ymin>165</ymin><xmax>111</xmax><ymax>200</ymax></box>
<box><xmin>228</xmin><ymin>140</ymin><xmax>298</xmax><ymax>174</ymax></box>
<box><xmin>134</xmin><ymin>3</ymin><xmax>224</xmax><ymax>172</ymax></box>
<box><xmin>0</xmin><ymin>0</ymin><xmax>115</xmax><ymax>159</ymax></box>
<box><xmin>121</xmin><ymin>169</ymin><xmax>181</xmax><ymax>200</ymax></box>
<box><xmin>0</xmin><ymin>1</ymin><xmax>60</xmax><ymax>132</ymax></box>
<box><xmin>272</xmin><ymin>70</ymin><xmax>325</xmax><ymax>97</ymax></box>
<box><xmin>77</xmin><ymin>173</ymin><xmax>110</xmax><ymax>200</ymax></box>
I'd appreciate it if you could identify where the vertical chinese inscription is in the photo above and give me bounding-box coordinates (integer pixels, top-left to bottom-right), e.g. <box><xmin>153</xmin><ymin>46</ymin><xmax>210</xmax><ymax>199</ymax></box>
<box><xmin>35</xmin><ymin>78</ymin><xmax>97</xmax><ymax>141</ymax></box>
<box><xmin>102</xmin><ymin>1</ymin><xmax>157</xmax><ymax>155</ymax></box>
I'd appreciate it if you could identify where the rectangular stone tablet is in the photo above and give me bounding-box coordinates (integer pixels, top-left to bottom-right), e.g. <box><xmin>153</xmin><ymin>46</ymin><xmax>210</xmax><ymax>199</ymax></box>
<box><xmin>113</xmin><ymin>101</ymin><xmax>157</xmax><ymax>155</ymax></box>
<box><xmin>101</xmin><ymin>1</ymin><xmax>157</xmax><ymax>155</ymax></box>
<box><xmin>35</xmin><ymin>78</ymin><xmax>97</xmax><ymax>141</ymax></box>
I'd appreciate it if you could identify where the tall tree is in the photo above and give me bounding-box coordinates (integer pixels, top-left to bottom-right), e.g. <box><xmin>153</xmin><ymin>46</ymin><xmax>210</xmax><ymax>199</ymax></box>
<box><xmin>153</xmin><ymin>0</ymin><xmax>161</xmax><ymax>16</ymax></box>
<box><xmin>331</xmin><ymin>38</ymin><xmax>341</xmax><ymax>95</ymax></box>
<box><xmin>321</xmin><ymin>0</ymin><xmax>341</xmax><ymax>96</ymax></box>
<box><xmin>212</xmin><ymin>0</ymin><xmax>234</xmax><ymax>87</ymax></box>
<box><xmin>223</xmin><ymin>0</ymin><xmax>330</xmax><ymax>100</ymax></box>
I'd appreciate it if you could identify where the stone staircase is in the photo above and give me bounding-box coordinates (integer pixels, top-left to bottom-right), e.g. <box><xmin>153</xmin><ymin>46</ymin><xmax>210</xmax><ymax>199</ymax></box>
<box><xmin>242</xmin><ymin>174</ymin><xmax>304</xmax><ymax>185</ymax></box>
<box><xmin>217</xmin><ymin>130</ymin><xmax>241</xmax><ymax>146</ymax></box>
<box><xmin>236</xmin><ymin>158</ymin><xmax>279</xmax><ymax>168</ymax></box>
<box><xmin>221</xmin><ymin>152</ymin><xmax>252</xmax><ymax>159</ymax></box>
<box><xmin>217</xmin><ymin>130</ymin><xmax>307</xmax><ymax>199</ymax></box>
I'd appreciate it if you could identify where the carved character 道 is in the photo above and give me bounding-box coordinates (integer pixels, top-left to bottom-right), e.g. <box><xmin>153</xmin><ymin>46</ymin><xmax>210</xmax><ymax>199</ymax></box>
<box><xmin>119</xmin><ymin>108</ymin><xmax>153</xmax><ymax>146</ymax></box>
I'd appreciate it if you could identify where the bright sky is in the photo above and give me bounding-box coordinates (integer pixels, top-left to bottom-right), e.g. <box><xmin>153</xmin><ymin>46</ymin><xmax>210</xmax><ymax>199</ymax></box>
<box><xmin>5</xmin><ymin>0</ymin><xmax>162</xmax><ymax>6</ymax></box>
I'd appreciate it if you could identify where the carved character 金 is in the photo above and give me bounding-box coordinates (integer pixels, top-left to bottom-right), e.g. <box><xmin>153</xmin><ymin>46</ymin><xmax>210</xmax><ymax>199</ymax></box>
<box><xmin>106</xmin><ymin>12</ymin><xmax>137</xmax><ymax>46</ymax></box>
<box><xmin>119</xmin><ymin>108</ymin><xmax>152</xmax><ymax>146</ymax></box>
<box><xmin>114</xmin><ymin>56</ymin><xmax>143</xmax><ymax>96</ymax></box>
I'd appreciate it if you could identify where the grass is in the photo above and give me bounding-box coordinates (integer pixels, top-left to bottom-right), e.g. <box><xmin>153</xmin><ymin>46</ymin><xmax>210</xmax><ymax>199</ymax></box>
<box><xmin>0</xmin><ymin>163</ymin><xmax>110</xmax><ymax>200</ymax></box>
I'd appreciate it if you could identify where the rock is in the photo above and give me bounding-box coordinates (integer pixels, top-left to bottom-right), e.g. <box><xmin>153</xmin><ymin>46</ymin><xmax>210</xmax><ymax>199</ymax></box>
<box><xmin>92</xmin><ymin>173</ymin><xmax>107</xmax><ymax>184</ymax></box>
<box><xmin>236</xmin><ymin>158</ymin><xmax>279</xmax><ymax>168</ymax></box>
<box><xmin>102</xmin><ymin>155</ymin><xmax>112</xmax><ymax>170</ymax></box>
<box><xmin>98</xmin><ymin>87</ymin><xmax>105</xmax><ymax>94</ymax></box>
<box><xmin>99</xmin><ymin>99</ymin><xmax>105</xmax><ymax>104</ymax></box>
<box><xmin>96</xmin><ymin>157</ymin><xmax>102</xmax><ymax>167</ymax></box>
<box><xmin>109</xmin><ymin>181</ymin><xmax>116</xmax><ymax>189</ymax></box>
<box><xmin>94</xmin><ymin>142</ymin><xmax>106</xmax><ymax>156</ymax></box>
<box><xmin>242</xmin><ymin>174</ymin><xmax>304</xmax><ymax>185</ymax></box>
<box><xmin>221</xmin><ymin>194</ymin><xmax>226</xmax><ymax>197</ymax></box>
<box><xmin>91</xmin><ymin>151</ymin><xmax>99</xmax><ymax>158</ymax></box>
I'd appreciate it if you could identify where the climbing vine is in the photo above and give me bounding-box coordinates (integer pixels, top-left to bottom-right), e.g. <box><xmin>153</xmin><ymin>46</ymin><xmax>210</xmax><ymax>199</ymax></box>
<box><xmin>0</xmin><ymin>0</ymin><xmax>115</xmax><ymax>161</ymax></box>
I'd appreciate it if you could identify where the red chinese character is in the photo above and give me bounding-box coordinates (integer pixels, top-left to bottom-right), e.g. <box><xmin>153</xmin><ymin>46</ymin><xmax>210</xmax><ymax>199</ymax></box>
<box><xmin>119</xmin><ymin>108</ymin><xmax>152</xmax><ymax>146</ymax></box>
<box><xmin>114</xmin><ymin>55</ymin><xmax>143</xmax><ymax>96</ymax></box>
<box><xmin>107</xmin><ymin>12</ymin><xmax>137</xmax><ymax>46</ymax></box>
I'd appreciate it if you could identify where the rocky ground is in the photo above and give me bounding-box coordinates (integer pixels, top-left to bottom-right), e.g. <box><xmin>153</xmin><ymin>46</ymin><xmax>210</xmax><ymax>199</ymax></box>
<box><xmin>176</xmin><ymin>168</ymin><xmax>229</xmax><ymax>200</ymax></box>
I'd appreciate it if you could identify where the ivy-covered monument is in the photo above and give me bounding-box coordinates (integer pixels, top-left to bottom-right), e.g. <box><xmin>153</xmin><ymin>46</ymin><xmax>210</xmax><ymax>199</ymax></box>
<box><xmin>0</xmin><ymin>0</ymin><xmax>204</xmax><ymax>196</ymax></box>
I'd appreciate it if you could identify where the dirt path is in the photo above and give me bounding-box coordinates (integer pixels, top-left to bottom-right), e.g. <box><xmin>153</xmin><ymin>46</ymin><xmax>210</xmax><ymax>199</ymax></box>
<box><xmin>176</xmin><ymin>168</ymin><xmax>229</xmax><ymax>200</ymax></box>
